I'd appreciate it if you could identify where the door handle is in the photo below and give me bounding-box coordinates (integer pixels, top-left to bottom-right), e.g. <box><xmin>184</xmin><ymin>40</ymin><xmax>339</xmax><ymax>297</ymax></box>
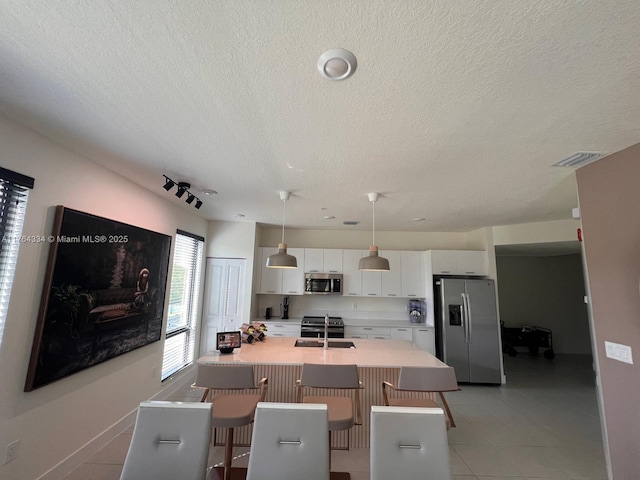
<box><xmin>461</xmin><ymin>293</ymin><xmax>468</xmax><ymax>344</ymax></box>
<box><xmin>465</xmin><ymin>293</ymin><xmax>472</xmax><ymax>343</ymax></box>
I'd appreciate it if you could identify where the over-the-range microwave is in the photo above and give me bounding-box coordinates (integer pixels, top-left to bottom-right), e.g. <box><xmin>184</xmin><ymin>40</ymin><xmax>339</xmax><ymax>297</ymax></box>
<box><xmin>304</xmin><ymin>273</ymin><xmax>343</xmax><ymax>295</ymax></box>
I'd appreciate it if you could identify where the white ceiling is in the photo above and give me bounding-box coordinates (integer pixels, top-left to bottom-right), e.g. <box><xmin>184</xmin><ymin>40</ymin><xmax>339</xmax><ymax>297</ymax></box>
<box><xmin>1</xmin><ymin>1</ymin><xmax>639</xmax><ymax>233</ymax></box>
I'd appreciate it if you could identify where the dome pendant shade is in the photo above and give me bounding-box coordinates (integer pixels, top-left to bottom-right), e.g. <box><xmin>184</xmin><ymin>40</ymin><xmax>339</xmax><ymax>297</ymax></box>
<box><xmin>266</xmin><ymin>243</ymin><xmax>298</xmax><ymax>268</ymax></box>
<box><xmin>359</xmin><ymin>245</ymin><xmax>390</xmax><ymax>271</ymax></box>
<box><xmin>359</xmin><ymin>193</ymin><xmax>390</xmax><ymax>271</ymax></box>
<box><xmin>266</xmin><ymin>191</ymin><xmax>298</xmax><ymax>269</ymax></box>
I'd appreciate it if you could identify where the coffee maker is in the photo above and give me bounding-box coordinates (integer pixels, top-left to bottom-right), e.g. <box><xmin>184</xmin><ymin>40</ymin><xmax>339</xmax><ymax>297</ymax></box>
<box><xmin>282</xmin><ymin>296</ymin><xmax>290</xmax><ymax>319</ymax></box>
<box><xmin>408</xmin><ymin>299</ymin><xmax>425</xmax><ymax>323</ymax></box>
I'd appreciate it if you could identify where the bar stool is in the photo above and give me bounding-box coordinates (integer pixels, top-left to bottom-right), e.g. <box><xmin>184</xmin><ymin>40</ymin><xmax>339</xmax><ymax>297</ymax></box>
<box><xmin>382</xmin><ymin>365</ymin><xmax>459</xmax><ymax>429</ymax></box>
<box><xmin>296</xmin><ymin>363</ymin><xmax>363</xmax><ymax>459</ymax></box>
<box><xmin>193</xmin><ymin>364</ymin><xmax>267</xmax><ymax>480</ymax></box>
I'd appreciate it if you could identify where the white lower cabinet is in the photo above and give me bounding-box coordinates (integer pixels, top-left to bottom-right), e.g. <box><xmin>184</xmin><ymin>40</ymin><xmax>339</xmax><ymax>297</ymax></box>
<box><xmin>412</xmin><ymin>327</ymin><xmax>435</xmax><ymax>355</ymax></box>
<box><xmin>344</xmin><ymin>326</ymin><xmax>389</xmax><ymax>339</ymax></box>
<box><xmin>263</xmin><ymin>321</ymin><xmax>300</xmax><ymax>338</ymax></box>
<box><xmin>390</xmin><ymin>327</ymin><xmax>413</xmax><ymax>341</ymax></box>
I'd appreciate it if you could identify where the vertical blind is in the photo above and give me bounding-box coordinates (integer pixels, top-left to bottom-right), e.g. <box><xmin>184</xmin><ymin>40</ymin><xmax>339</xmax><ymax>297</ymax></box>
<box><xmin>161</xmin><ymin>230</ymin><xmax>204</xmax><ymax>380</ymax></box>
<box><xmin>0</xmin><ymin>167</ymin><xmax>34</xmax><ymax>347</ymax></box>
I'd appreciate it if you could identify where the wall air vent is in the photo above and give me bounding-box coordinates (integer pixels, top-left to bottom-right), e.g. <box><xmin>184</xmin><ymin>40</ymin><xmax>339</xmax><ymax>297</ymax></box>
<box><xmin>553</xmin><ymin>152</ymin><xmax>606</xmax><ymax>168</ymax></box>
<box><xmin>343</xmin><ymin>220</ymin><xmax>359</xmax><ymax>226</ymax></box>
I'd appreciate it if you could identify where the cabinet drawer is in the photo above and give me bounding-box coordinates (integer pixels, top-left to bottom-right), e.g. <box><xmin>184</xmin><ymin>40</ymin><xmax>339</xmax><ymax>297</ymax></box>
<box><xmin>390</xmin><ymin>327</ymin><xmax>413</xmax><ymax>341</ymax></box>
<box><xmin>345</xmin><ymin>326</ymin><xmax>390</xmax><ymax>337</ymax></box>
<box><xmin>263</xmin><ymin>322</ymin><xmax>300</xmax><ymax>337</ymax></box>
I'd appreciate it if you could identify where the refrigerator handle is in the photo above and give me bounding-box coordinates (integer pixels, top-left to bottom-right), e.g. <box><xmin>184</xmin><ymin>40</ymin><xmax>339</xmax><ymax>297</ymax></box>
<box><xmin>461</xmin><ymin>293</ymin><xmax>468</xmax><ymax>344</ymax></box>
<box><xmin>465</xmin><ymin>293</ymin><xmax>472</xmax><ymax>343</ymax></box>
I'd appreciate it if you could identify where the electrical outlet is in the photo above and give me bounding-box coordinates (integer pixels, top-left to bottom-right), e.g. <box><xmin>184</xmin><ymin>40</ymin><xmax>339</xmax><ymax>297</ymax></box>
<box><xmin>4</xmin><ymin>440</ymin><xmax>19</xmax><ymax>464</ymax></box>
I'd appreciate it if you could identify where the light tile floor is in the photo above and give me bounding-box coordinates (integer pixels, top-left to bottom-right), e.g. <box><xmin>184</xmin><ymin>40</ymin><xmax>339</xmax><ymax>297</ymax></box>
<box><xmin>63</xmin><ymin>353</ymin><xmax>608</xmax><ymax>480</ymax></box>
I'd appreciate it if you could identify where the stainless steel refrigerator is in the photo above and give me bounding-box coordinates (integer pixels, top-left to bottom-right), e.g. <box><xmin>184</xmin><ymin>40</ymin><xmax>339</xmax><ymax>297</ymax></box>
<box><xmin>435</xmin><ymin>278</ymin><xmax>502</xmax><ymax>384</ymax></box>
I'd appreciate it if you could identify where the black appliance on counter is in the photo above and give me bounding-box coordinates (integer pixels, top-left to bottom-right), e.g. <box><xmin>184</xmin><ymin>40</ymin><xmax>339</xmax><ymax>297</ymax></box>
<box><xmin>300</xmin><ymin>316</ymin><xmax>345</xmax><ymax>338</ymax></box>
<box><xmin>282</xmin><ymin>296</ymin><xmax>289</xmax><ymax>319</ymax></box>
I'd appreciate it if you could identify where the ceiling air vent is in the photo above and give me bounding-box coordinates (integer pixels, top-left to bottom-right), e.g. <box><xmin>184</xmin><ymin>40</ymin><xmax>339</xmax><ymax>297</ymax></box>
<box><xmin>553</xmin><ymin>152</ymin><xmax>606</xmax><ymax>168</ymax></box>
<box><xmin>343</xmin><ymin>220</ymin><xmax>359</xmax><ymax>226</ymax></box>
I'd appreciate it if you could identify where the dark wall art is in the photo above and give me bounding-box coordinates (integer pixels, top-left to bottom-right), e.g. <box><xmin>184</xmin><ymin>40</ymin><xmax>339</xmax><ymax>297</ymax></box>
<box><xmin>25</xmin><ymin>206</ymin><xmax>172</xmax><ymax>391</ymax></box>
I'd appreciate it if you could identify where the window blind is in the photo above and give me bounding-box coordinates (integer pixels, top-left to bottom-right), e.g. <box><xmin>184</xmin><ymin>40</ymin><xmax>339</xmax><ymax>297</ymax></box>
<box><xmin>0</xmin><ymin>167</ymin><xmax>34</xmax><ymax>347</ymax></box>
<box><xmin>161</xmin><ymin>231</ymin><xmax>204</xmax><ymax>380</ymax></box>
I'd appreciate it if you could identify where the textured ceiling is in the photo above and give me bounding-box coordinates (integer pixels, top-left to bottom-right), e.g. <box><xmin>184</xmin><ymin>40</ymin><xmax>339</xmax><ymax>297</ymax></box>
<box><xmin>1</xmin><ymin>1</ymin><xmax>639</xmax><ymax>232</ymax></box>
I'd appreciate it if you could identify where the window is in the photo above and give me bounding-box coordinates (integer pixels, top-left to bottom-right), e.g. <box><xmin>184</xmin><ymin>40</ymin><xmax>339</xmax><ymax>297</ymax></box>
<box><xmin>0</xmin><ymin>167</ymin><xmax>34</xmax><ymax>347</ymax></box>
<box><xmin>161</xmin><ymin>230</ymin><xmax>204</xmax><ymax>380</ymax></box>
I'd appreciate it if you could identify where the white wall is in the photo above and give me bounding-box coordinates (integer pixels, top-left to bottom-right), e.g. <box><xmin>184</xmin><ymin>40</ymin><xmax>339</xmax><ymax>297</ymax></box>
<box><xmin>0</xmin><ymin>114</ymin><xmax>208</xmax><ymax>480</ymax></box>
<box><xmin>492</xmin><ymin>219</ymin><xmax>579</xmax><ymax>246</ymax></box>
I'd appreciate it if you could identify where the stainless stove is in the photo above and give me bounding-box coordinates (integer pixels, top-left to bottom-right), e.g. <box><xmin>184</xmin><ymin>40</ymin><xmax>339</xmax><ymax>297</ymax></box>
<box><xmin>300</xmin><ymin>316</ymin><xmax>345</xmax><ymax>338</ymax></box>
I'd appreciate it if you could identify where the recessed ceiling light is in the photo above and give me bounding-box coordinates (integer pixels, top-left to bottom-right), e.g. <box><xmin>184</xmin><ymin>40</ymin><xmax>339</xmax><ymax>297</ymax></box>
<box><xmin>202</xmin><ymin>189</ymin><xmax>217</xmax><ymax>196</ymax></box>
<box><xmin>413</xmin><ymin>217</ymin><xmax>426</xmax><ymax>222</ymax></box>
<box><xmin>235</xmin><ymin>214</ymin><xmax>245</xmax><ymax>219</ymax></box>
<box><xmin>324</xmin><ymin>216</ymin><xmax>335</xmax><ymax>220</ymax></box>
<box><xmin>317</xmin><ymin>49</ymin><xmax>357</xmax><ymax>81</ymax></box>
<box><xmin>343</xmin><ymin>220</ymin><xmax>359</xmax><ymax>226</ymax></box>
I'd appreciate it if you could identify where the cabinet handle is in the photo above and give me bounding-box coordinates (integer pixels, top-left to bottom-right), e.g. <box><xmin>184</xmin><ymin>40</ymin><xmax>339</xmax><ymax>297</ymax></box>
<box><xmin>397</xmin><ymin>328</ymin><xmax>407</xmax><ymax>331</ymax></box>
<box><xmin>387</xmin><ymin>294</ymin><xmax>397</xmax><ymax>297</ymax></box>
<box><xmin>309</xmin><ymin>269</ymin><xmax>319</xmax><ymax>273</ymax></box>
<box><xmin>367</xmin><ymin>293</ymin><xmax>376</xmax><ymax>296</ymax></box>
<box><xmin>364</xmin><ymin>328</ymin><xmax>373</xmax><ymax>331</ymax></box>
<box><xmin>328</xmin><ymin>270</ymin><xmax>338</xmax><ymax>273</ymax></box>
<box><xmin>465</xmin><ymin>271</ymin><xmax>476</xmax><ymax>274</ymax></box>
<box><xmin>287</xmin><ymin>291</ymin><xmax>297</xmax><ymax>293</ymax></box>
<box><xmin>407</xmin><ymin>294</ymin><xmax>417</xmax><ymax>297</ymax></box>
<box><xmin>266</xmin><ymin>290</ymin><xmax>276</xmax><ymax>293</ymax></box>
<box><xmin>440</xmin><ymin>270</ymin><xmax>451</xmax><ymax>274</ymax></box>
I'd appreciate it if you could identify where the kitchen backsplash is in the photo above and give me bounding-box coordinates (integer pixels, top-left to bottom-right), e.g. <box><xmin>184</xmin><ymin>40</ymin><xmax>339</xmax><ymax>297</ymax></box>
<box><xmin>256</xmin><ymin>294</ymin><xmax>415</xmax><ymax>321</ymax></box>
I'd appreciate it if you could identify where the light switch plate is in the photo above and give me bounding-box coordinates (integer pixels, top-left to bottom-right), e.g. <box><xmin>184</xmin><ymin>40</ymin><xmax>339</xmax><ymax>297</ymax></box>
<box><xmin>604</xmin><ymin>341</ymin><xmax>634</xmax><ymax>364</ymax></box>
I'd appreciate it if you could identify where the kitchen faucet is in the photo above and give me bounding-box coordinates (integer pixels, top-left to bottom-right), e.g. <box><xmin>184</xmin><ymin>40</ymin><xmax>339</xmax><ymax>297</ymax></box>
<box><xmin>324</xmin><ymin>313</ymin><xmax>329</xmax><ymax>349</ymax></box>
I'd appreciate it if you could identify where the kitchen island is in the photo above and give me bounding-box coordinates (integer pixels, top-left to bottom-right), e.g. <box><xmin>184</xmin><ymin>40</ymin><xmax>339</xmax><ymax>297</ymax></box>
<box><xmin>198</xmin><ymin>337</ymin><xmax>449</xmax><ymax>448</ymax></box>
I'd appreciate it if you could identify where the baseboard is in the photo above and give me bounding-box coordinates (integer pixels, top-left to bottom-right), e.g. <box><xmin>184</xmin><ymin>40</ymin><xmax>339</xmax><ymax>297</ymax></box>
<box><xmin>37</xmin><ymin>365</ymin><xmax>196</xmax><ymax>480</ymax></box>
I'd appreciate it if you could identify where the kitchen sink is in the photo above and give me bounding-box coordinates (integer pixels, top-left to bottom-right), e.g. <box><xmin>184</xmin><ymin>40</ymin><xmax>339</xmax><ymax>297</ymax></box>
<box><xmin>294</xmin><ymin>339</ymin><xmax>356</xmax><ymax>348</ymax></box>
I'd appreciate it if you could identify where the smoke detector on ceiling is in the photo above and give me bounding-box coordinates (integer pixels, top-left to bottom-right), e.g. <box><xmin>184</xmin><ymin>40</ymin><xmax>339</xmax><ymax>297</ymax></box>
<box><xmin>317</xmin><ymin>49</ymin><xmax>357</xmax><ymax>81</ymax></box>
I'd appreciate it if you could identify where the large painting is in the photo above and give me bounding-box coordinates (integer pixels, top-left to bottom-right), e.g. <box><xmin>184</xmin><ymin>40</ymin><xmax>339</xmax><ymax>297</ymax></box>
<box><xmin>25</xmin><ymin>206</ymin><xmax>172</xmax><ymax>391</ymax></box>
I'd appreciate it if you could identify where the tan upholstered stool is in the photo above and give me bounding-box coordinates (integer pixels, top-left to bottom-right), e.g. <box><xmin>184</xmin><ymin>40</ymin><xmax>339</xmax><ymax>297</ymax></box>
<box><xmin>193</xmin><ymin>364</ymin><xmax>267</xmax><ymax>480</ymax></box>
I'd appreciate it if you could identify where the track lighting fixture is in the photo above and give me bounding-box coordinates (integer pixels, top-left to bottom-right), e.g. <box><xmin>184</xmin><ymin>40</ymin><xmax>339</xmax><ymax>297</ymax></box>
<box><xmin>161</xmin><ymin>175</ymin><xmax>205</xmax><ymax>210</ymax></box>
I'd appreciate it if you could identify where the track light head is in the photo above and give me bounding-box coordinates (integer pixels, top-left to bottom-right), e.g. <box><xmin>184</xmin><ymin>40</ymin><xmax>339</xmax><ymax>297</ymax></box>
<box><xmin>175</xmin><ymin>182</ymin><xmax>190</xmax><ymax>198</ymax></box>
<box><xmin>185</xmin><ymin>194</ymin><xmax>195</xmax><ymax>205</ymax></box>
<box><xmin>195</xmin><ymin>199</ymin><xmax>203</xmax><ymax>209</ymax></box>
<box><xmin>163</xmin><ymin>176</ymin><xmax>175</xmax><ymax>191</ymax></box>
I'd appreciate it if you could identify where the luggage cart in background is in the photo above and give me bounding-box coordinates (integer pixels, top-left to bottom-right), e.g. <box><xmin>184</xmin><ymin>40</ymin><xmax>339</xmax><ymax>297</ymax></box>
<box><xmin>501</xmin><ymin>322</ymin><xmax>555</xmax><ymax>359</ymax></box>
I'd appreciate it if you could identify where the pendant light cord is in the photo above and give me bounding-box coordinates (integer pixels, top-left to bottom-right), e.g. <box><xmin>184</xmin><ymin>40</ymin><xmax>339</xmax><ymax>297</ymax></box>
<box><xmin>281</xmin><ymin>198</ymin><xmax>286</xmax><ymax>244</ymax></box>
<box><xmin>371</xmin><ymin>199</ymin><xmax>376</xmax><ymax>245</ymax></box>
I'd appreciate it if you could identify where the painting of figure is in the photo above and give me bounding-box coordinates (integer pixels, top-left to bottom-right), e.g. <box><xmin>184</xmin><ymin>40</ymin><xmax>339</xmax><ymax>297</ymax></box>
<box><xmin>25</xmin><ymin>206</ymin><xmax>172</xmax><ymax>391</ymax></box>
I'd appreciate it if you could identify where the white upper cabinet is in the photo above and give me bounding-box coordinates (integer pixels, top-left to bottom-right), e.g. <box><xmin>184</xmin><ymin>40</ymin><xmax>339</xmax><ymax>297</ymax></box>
<box><xmin>257</xmin><ymin>247</ymin><xmax>304</xmax><ymax>295</ymax></box>
<box><xmin>303</xmin><ymin>248</ymin><xmax>343</xmax><ymax>273</ymax></box>
<box><xmin>456</xmin><ymin>250</ymin><xmax>487</xmax><ymax>276</ymax></box>
<box><xmin>342</xmin><ymin>249</ymin><xmax>363</xmax><ymax>296</ymax></box>
<box><xmin>401</xmin><ymin>251</ymin><xmax>425</xmax><ymax>297</ymax></box>
<box><xmin>380</xmin><ymin>250</ymin><xmax>402</xmax><ymax>297</ymax></box>
<box><xmin>303</xmin><ymin>248</ymin><xmax>323</xmax><ymax>273</ymax></box>
<box><xmin>322</xmin><ymin>249</ymin><xmax>343</xmax><ymax>273</ymax></box>
<box><xmin>258</xmin><ymin>247</ymin><xmax>282</xmax><ymax>294</ymax></box>
<box><xmin>428</xmin><ymin>250</ymin><xmax>487</xmax><ymax>276</ymax></box>
<box><xmin>430</xmin><ymin>250</ymin><xmax>458</xmax><ymax>275</ymax></box>
<box><xmin>282</xmin><ymin>248</ymin><xmax>305</xmax><ymax>295</ymax></box>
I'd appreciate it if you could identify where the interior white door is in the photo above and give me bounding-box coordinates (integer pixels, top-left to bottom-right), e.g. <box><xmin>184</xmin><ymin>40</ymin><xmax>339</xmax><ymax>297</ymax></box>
<box><xmin>200</xmin><ymin>258</ymin><xmax>246</xmax><ymax>354</ymax></box>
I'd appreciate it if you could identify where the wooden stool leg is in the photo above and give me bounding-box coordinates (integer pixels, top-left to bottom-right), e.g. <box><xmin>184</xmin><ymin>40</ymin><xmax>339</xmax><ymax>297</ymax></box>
<box><xmin>328</xmin><ymin>431</ymin><xmax>332</xmax><ymax>470</ymax></box>
<box><xmin>224</xmin><ymin>428</ymin><xmax>234</xmax><ymax>480</ymax></box>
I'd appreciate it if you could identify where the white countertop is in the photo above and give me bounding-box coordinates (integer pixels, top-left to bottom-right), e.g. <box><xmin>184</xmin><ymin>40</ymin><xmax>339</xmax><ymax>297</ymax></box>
<box><xmin>198</xmin><ymin>336</ymin><xmax>446</xmax><ymax>368</ymax></box>
<box><xmin>257</xmin><ymin>318</ymin><xmax>432</xmax><ymax>328</ymax></box>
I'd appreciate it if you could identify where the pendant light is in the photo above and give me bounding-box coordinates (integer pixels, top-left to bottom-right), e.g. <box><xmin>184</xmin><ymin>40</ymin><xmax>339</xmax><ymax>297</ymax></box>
<box><xmin>359</xmin><ymin>193</ymin><xmax>390</xmax><ymax>271</ymax></box>
<box><xmin>266</xmin><ymin>191</ymin><xmax>298</xmax><ymax>268</ymax></box>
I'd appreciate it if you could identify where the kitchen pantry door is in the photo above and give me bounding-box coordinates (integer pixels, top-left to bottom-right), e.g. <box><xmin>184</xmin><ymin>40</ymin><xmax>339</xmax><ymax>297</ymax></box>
<box><xmin>199</xmin><ymin>258</ymin><xmax>246</xmax><ymax>354</ymax></box>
